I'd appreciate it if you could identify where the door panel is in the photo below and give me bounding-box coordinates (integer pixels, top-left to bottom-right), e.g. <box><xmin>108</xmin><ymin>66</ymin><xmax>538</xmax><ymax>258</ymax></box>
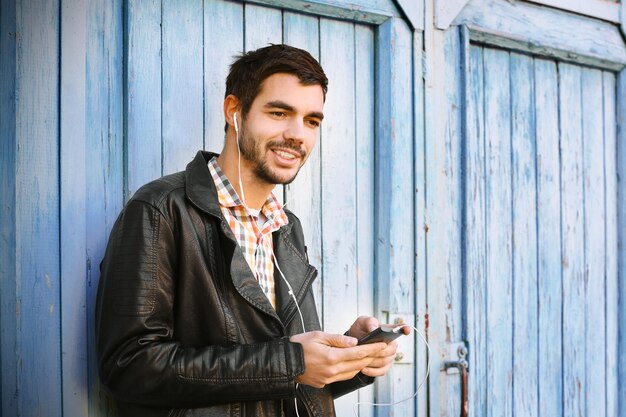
<box><xmin>124</xmin><ymin>1</ymin><xmax>378</xmax><ymax>414</ymax></box>
<box><xmin>465</xmin><ymin>43</ymin><xmax>619</xmax><ymax>417</ymax></box>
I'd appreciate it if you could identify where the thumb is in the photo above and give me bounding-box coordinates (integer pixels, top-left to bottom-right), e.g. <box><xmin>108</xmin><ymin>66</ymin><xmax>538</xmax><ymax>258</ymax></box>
<box><xmin>323</xmin><ymin>333</ymin><xmax>358</xmax><ymax>348</ymax></box>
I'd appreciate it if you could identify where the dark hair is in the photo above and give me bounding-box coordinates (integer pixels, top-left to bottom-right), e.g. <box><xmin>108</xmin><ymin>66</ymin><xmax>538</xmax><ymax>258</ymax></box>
<box><xmin>224</xmin><ymin>44</ymin><xmax>328</xmax><ymax>132</ymax></box>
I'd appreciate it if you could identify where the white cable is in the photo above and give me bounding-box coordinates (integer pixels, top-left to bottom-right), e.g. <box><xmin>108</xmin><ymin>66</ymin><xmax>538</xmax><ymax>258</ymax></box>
<box><xmin>352</xmin><ymin>325</ymin><xmax>431</xmax><ymax>417</ymax></box>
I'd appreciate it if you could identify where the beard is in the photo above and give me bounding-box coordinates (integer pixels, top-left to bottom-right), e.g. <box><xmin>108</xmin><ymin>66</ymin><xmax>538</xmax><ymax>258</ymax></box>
<box><xmin>237</xmin><ymin>122</ymin><xmax>306</xmax><ymax>185</ymax></box>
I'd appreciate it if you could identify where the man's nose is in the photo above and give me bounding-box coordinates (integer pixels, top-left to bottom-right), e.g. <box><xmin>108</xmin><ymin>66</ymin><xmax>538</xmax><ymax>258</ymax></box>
<box><xmin>283</xmin><ymin>119</ymin><xmax>306</xmax><ymax>143</ymax></box>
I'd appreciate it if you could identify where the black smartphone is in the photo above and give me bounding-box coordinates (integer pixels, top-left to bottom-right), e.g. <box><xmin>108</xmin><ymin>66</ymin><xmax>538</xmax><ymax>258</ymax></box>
<box><xmin>357</xmin><ymin>325</ymin><xmax>406</xmax><ymax>345</ymax></box>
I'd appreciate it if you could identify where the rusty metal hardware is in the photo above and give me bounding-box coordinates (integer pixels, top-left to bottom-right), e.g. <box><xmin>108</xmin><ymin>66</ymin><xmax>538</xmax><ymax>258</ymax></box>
<box><xmin>443</xmin><ymin>345</ymin><xmax>468</xmax><ymax>417</ymax></box>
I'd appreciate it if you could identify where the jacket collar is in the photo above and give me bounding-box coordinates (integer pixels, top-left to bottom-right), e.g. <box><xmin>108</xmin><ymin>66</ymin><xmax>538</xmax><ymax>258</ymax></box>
<box><xmin>185</xmin><ymin>150</ymin><xmax>223</xmax><ymax>218</ymax></box>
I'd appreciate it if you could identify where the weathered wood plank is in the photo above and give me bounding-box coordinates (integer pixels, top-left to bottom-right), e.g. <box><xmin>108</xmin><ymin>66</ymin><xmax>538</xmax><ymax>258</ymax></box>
<box><xmin>282</xmin><ymin>11</ymin><xmax>324</xmax><ymax>319</ymax></box>
<box><xmin>162</xmin><ymin>0</ymin><xmax>204</xmax><ymax>174</ymax></box>
<box><xmin>86</xmin><ymin>0</ymin><xmax>124</xmax><ymax>414</ymax></box>
<box><xmin>465</xmin><ymin>43</ymin><xmax>487</xmax><ymax>417</ymax></box>
<box><xmin>581</xmin><ymin>67</ymin><xmax>606</xmax><ymax>417</ymax></box>
<box><xmin>319</xmin><ymin>17</ymin><xmax>357</xmax><ymax>415</ymax></box>
<box><xmin>456</xmin><ymin>0</ymin><xmax>626</xmax><ymax>71</ymax></box>
<box><xmin>524</xmin><ymin>0</ymin><xmax>620</xmax><ymax>23</ymax></box>
<box><xmin>15</xmin><ymin>0</ymin><xmax>63</xmax><ymax>415</ymax></box>
<box><xmin>244</xmin><ymin>3</ymin><xmax>284</xmax><ymax>202</ymax></box>
<box><xmin>353</xmin><ymin>23</ymin><xmax>376</xmax><ymax>417</ymax></box>
<box><xmin>60</xmin><ymin>0</ymin><xmax>88</xmax><ymax>414</ymax></box>
<box><xmin>483</xmin><ymin>47</ymin><xmax>513</xmax><ymax>417</ymax></box>
<box><xmin>559</xmin><ymin>62</ymin><xmax>586</xmax><ymax>417</ymax></box>
<box><xmin>413</xmin><ymin>28</ymin><xmax>428</xmax><ymax>417</ymax></box>
<box><xmin>375</xmin><ymin>17</ymin><xmax>415</xmax><ymax>417</ymax></box>
<box><xmin>435</xmin><ymin>0</ymin><xmax>470</xmax><ymax>29</ymax></box>
<box><xmin>245</xmin><ymin>0</ymin><xmax>397</xmax><ymax>24</ymax></box>
<box><xmin>602</xmin><ymin>70</ymin><xmax>618</xmax><ymax>417</ymax></box>
<box><xmin>126</xmin><ymin>0</ymin><xmax>162</xmax><ymax>197</ymax></box>
<box><xmin>534</xmin><ymin>57</ymin><xmax>563</xmax><ymax>417</ymax></box>
<box><xmin>0</xmin><ymin>1</ymin><xmax>18</xmax><ymax>415</ymax></box>
<box><xmin>204</xmin><ymin>0</ymin><xmax>243</xmax><ymax>152</ymax></box>
<box><xmin>616</xmin><ymin>69</ymin><xmax>626</xmax><ymax>417</ymax></box>
<box><xmin>435</xmin><ymin>27</ymin><xmax>465</xmax><ymax>417</ymax></box>
<box><xmin>510</xmin><ymin>52</ymin><xmax>538</xmax><ymax>417</ymax></box>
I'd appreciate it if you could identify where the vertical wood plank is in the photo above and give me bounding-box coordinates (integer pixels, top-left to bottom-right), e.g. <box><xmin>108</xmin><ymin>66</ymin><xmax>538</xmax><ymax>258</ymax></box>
<box><xmin>534</xmin><ymin>57</ymin><xmax>563</xmax><ymax>417</ymax></box>
<box><xmin>0</xmin><ymin>1</ymin><xmax>18</xmax><ymax>415</ymax></box>
<box><xmin>15</xmin><ymin>0</ymin><xmax>63</xmax><ymax>415</ymax></box>
<box><xmin>602</xmin><ymin>71</ymin><xmax>618</xmax><ymax>417</ymax></box>
<box><xmin>559</xmin><ymin>62</ymin><xmax>586</xmax><ymax>417</ymax></box>
<box><xmin>510</xmin><ymin>52</ymin><xmax>538</xmax><ymax>417</ymax></box>
<box><xmin>413</xmin><ymin>28</ymin><xmax>428</xmax><ymax>417</ymax></box>
<box><xmin>86</xmin><ymin>0</ymin><xmax>124</xmax><ymax>414</ymax></box>
<box><xmin>483</xmin><ymin>47</ymin><xmax>513</xmax><ymax>417</ymax></box>
<box><xmin>60</xmin><ymin>0</ymin><xmax>88</xmax><ymax>415</ymax></box>
<box><xmin>0</xmin><ymin>3</ymin><xmax>17</xmax><ymax>417</ymax></box>
<box><xmin>204</xmin><ymin>0</ymin><xmax>243</xmax><ymax>152</ymax></box>
<box><xmin>162</xmin><ymin>0</ymin><xmax>204</xmax><ymax>174</ymax></box>
<box><xmin>375</xmin><ymin>18</ymin><xmax>415</xmax><ymax>416</ymax></box>
<box><xmin>282</xmin><ymin>11</ymin><xmax>324</xmax><ymax>319</ymax></box>
<box><xmin>353</xmin><ymin>23</ymin><xmax>376</xmax><ymax>416</ymax></box>
<box><xmin>319</xmin><ymin>17</ymin><xmax>357</xmax><ymax>415</ymax></box>
<box><xmin>581</xmin><ymin>67</ymin><xmax>606</xmax><ymax>417</ymax></box>
<box><xmin>244</xmin><ymin>3</ymin><xmax>283</xmax><ymax>202</ymax></box>
<box><xmin>616</xmin><ymin>69</ymin><xmax>626</xmax><ymax>417</ymax></box>
<box><xmin>126</xmin><ymin>0</ymin><xmax>162</xmax><ymax>197</ymax></box>
<box><xmin>465</xmin><ymin>43</ymin><xmax>487</xmax><ymax>417</ymax></box>
<box><xmin>244</xmin><ymin>3</ymin><xmax>282</xmax><ymax>51</ymax></box>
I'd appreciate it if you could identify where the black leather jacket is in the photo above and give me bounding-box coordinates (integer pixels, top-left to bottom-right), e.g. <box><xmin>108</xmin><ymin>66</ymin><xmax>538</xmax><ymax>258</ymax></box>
<box><xmin>96</xmin><ymin>151</ymin><xmax>373</xmax><ymax>417</ymax></box>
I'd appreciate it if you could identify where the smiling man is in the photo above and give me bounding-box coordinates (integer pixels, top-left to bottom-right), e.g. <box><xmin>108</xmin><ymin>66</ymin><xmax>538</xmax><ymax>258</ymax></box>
<box><xmin>96</xmin><ymin>44</ymin><xmax>403</xmax><ymax>417</ymax></box>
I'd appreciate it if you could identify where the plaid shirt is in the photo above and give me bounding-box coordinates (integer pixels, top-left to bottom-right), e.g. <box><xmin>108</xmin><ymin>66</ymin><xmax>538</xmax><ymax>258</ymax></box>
<box><xmin>207</xmin><ymin>157</ymin><xmax>288</xmax><ymax>308</ymax></box>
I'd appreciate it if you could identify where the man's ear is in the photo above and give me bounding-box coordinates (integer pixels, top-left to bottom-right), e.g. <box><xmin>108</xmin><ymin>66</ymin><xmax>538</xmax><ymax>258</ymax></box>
<box><xmin>224</xmin><ymin>95</ymin><xmax>240</xmax><ymax>132</ymax></box>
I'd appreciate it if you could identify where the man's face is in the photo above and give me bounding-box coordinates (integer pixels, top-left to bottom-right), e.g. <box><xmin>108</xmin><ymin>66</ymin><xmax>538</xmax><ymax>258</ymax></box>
<box><xmin>237</xmin><ymin>73</ymin><xmax>324</xmax><ymax>185</ymax></box>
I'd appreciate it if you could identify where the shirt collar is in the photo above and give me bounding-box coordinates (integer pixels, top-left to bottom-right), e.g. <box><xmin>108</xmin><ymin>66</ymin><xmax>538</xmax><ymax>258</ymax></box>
<box><xmin>207</xmin><ymin>156</ymin><xmax>289</xmax><ymax>230</ymax></box>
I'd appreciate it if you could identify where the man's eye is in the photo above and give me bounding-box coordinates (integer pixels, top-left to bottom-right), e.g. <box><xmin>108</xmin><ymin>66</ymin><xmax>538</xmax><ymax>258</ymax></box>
<box><xmin>271</xmin><ymin>111</ymin><xmax>286</xmax><ymax>118</ymax></box>
<box><xmin>307</xmin><ymin>119</ymin><xmax>320</xmax><ymax>128</ymax></box>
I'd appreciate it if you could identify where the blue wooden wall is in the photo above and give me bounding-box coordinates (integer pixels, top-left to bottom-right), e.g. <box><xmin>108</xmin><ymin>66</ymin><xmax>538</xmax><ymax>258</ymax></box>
<box><xmin>1</xmin><ymin>0</ymin><xmax>625</xmax><ymax>417</ymax></box>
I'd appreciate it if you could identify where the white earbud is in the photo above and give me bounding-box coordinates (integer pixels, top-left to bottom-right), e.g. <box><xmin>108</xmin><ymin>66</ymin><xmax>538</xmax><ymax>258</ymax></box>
<box><xmin>233</xmin><ymin>112</ymin><xmax>239</xmax><ymax>134</ymax></box>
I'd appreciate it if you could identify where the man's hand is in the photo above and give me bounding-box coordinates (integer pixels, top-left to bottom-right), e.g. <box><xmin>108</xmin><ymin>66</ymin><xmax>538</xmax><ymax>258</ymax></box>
<box><xmin>346</xmin><ymin>316</ymin><xmax>411</xmax><ymax>377</ymax></box>
<box><xmin>289</xmin><ymin>331</ymin><xmax>386</xmax><ymax>388</ymax></box>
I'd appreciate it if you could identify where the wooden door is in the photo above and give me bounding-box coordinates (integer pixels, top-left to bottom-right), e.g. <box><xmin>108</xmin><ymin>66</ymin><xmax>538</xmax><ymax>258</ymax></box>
<box><xmin>437</xmin><ymin>1</ymin><xmax>626</xmax><ymax>416</ymax></box>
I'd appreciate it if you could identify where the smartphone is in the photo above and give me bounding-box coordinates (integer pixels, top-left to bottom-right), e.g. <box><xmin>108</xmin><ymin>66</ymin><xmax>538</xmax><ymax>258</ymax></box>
<box><xmin>357</xmin><ymin>325</ymin><xmax>406</xmax><ymax>345</ymax></box>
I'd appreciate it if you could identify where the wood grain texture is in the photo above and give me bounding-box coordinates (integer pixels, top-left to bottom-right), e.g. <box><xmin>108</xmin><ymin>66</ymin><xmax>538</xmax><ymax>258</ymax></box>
<box><xmin>510</xmin><ymin>52</ymin><xmax>538</xmax><ymax>417</ymax></box>
<box><xmin>126</xmin><ymin>0</ymin><xmax>162</xmax><ymax>197</ymax></box>
<box><xmin>375</xmin><ymin>18</ymin><xmax>416</xmax><ymax>416</ymax></box>
<box><xmin>85</xmin><ymin>0</ymin><xmax>124</xmax><ymax>414</ymax></box>
<box><xmin>617</xmin><ymin>69</ymin><xmax>626</xmax><ymax>417</ymax></box>
<box><xmin>15</xmin><ymin>1</ymin><xmax>63</xmax><ymax>415</ymax></box>
<box><xmin>456</xmin><ymin>0</ymin><xmax>626</xmax><ymax>71</ymax></box>
<box><xmin>319</xmin><ymin>17</ymin><xmax>358</xmax><ymax>416</ymax></box>
<box><xmin>581</xmin><ymin>67</ymin><xmax>606</xmax><ymax>417</ymax></box>
<box><xmin>465</xmin><ymin>43</ymin><xmax>487</xmax><ymax>417</ymax></box>
<box><xmin>204</xmin><ymin>0</ymin><xmax>243</xmax><ymax>153</ymax></box>
<box><xmin>534</xmin><ymin>57</ymin><xmax>563</xmax><ymax>417</ymax></box>
<box><xmin>483</xmin><ymin>47</ymin><xmax>513</xmax><ymax>417</ymax></box>
<box><xmin>60</xmin><ymin>0</ymin><xmax>89</xmax><ymax>414</ymax></box>
<box><xmin>245</xmin><ymin>0</ymin><xmax>398</xmax><ymax>24</ymax></box>
<box><xmin>559</xmin><ymin>62</ymin><xmax>586</xmax><ymax>417</ymax></box>
<box><xmin>413</xmin><ymin>28</ymin><xmax>428</xmax><ymax>417</ymax></box>
<box><xmin>282</xmin><ymin>11</ymin><xmax>324</xmax><ymax>319</ymax></box>
<box><xmin>524</xmin><ymin>0</ymin><xmax>620</xmax><ymax>23</ymax></box>
<box><xmin>353</xmin><ymin>23</ymin><xmax>376</xmax><ymax>416</ymax></box>
<box><xmin>162</xmin><ymin>0</ymin><xmax>204</xmax><ymax>175</ymax></box>
<box><xmin>602</xmin><ymin>71</ymin><xmax>618</xmax><ymax>417</ymax></box>
<box><xmin>0</xmin><ymin>1</ymin><xmax>18</xmax><ymax>415</ymax></box>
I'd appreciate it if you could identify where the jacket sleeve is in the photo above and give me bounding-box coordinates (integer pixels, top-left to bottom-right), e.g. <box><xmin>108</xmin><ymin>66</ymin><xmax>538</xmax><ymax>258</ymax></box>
<box><xmin>95</xmin><ymin>200</ymin><xmax>305</xmax><ymax>408</ymax></box>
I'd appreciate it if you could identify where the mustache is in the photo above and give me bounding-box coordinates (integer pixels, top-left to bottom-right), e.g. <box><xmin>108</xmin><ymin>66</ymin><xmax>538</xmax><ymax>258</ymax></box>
<box><xmin>266</xmin><ymin>140</ymin><xmax>306</xmax><ymax>158</ymax></box>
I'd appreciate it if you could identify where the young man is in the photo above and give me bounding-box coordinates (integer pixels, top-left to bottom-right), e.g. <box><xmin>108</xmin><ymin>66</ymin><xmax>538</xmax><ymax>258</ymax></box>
<box><xmin>96</xmin><ymin>44</ymin><xmax>404</xmax><ymax>417</ymax></box>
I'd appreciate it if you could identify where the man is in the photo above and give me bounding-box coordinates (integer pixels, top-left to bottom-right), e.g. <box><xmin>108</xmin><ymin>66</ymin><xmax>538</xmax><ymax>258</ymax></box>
<box><xmin>96</xmin><ymin>44</ymin><xmax>404</xmax><ymax>417</ymax></box>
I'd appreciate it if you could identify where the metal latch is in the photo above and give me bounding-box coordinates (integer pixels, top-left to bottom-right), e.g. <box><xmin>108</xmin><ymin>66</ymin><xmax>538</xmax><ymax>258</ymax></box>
<box><xmin>442</xmin><ymin>344</ymin><xmax>469</xmax><ymax>417</ymax></box>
